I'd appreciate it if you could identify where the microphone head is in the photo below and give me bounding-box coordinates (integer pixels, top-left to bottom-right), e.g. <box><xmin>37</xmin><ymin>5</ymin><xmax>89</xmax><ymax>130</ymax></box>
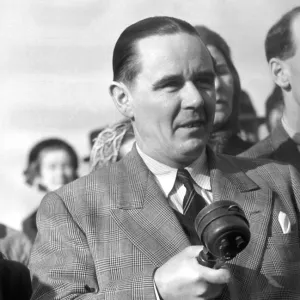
<box><xmin>194</xmin><ymin>200</ymin><xmax>250</xmax><ymax>261</ymax></box>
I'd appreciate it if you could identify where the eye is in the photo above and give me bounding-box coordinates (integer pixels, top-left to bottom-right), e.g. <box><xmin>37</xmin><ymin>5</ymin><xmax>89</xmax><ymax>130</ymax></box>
<box><xmin>194</xmin><ymin>76</ymin><xmax>215</xmax><ymax>89</ymax></box>
<box><xmin>215</xmin><ymin>65</ymin><xmax>230</xmax><ymax>76</ymax></box>
<box><xmin>163</xmin><ymin>80</ymin><xmax>183</xmax><ymax>92</ymax></box>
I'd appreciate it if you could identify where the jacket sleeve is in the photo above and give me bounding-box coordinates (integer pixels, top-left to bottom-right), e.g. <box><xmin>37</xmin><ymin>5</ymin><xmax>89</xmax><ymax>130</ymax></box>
<box><xmin>29</xmin><ymin>191</ymin><xmax>157</xmax><ymax>300</ymax></box>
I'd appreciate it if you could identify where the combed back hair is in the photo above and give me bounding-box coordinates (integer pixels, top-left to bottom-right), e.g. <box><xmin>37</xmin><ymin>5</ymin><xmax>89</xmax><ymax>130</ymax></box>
<box><xmin>265</xmin><ymin>6</ymin><xmax>300</xmax><ymax>62</ymax></box>
<box><xmin>112</xmin><ymin>16</ymin><xmax>201</xmax><ymax>84</ymax></box>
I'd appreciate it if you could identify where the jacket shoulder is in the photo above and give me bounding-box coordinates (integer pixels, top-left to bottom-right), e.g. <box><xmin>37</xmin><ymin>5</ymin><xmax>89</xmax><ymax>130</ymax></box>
<box><xmin>40</xmin><ymin>161</ymin><xmax>128</xmax><ymax>217</ymax></box>
<box><xmin>220</xmin><ymin>153</ymin><xmax>292</xmax><ymax>178</ymax></box>
<box><xmin>239</xmin><ymin>135</ymin><xmax>274</xmax><ymax>159</ymax></box>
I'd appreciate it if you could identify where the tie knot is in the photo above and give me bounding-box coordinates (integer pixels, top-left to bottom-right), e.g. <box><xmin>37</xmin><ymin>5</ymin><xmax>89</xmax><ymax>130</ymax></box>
<box><xmin>177</xmin><ymin>169</ymin><xmax>193</xmax><ymax>188</ymax></box>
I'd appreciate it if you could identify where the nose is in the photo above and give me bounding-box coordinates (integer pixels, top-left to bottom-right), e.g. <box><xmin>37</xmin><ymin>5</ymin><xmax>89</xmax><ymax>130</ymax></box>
<box><xmin>181</xmin><ymin>81</ymin><xmax>204</xmax><ymax>109</ymax></box>
<box><xmin>215</xmin><ymin>75</ymin><xmax>222</xmax><ymax>92</ymax></box>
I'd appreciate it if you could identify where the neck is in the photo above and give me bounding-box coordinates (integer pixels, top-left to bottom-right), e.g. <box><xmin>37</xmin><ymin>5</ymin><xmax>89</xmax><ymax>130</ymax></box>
<box><xmin>135</xmin><ymin>142</ymin><xmax>204</xmax><ymax>169</ymax></box>
<box><xmin>283</xmin><ymin>93</ymin><xmax>300</xmax><ymax>132</ymax></box>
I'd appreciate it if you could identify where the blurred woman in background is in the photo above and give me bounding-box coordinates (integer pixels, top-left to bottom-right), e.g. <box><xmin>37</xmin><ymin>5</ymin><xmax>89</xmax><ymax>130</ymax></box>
<box><xmin>23</xmin><ymin>138</ymin><xmax>79</xmax><ymax>242</ymax></box>
<box><xmin>195</xmin><ymin>26</ymin><xmax>254</xmax><ymax>155</ymax></box>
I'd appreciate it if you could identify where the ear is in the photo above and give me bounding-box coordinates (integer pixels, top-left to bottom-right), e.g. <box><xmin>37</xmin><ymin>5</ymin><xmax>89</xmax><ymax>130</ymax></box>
<box><xmin>109</xmin><ymin>81</ymin><xmax>134</xmax><ymax>118</ymax></box>
<box><xmin>269</xmin><ymin>58</ymin><xmax>290</xmax><ymax>89</ymax></box>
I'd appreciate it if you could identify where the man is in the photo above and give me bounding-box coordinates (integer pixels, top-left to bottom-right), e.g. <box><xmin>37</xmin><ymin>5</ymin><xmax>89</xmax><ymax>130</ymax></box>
<box><xmin>241</xmin><ymin>7</ymin><xmax>300</xmax><ymax>171</ymax></box>
<box><xmin>30</xmin><ymin>16</ymin><xmax>300</xmax><ymax>299</ymax></box>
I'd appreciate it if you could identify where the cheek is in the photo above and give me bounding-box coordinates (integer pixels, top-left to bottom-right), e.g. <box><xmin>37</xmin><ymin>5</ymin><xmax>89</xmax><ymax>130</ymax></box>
<box><xmin>39</xmin><ymin>168</ymin><xmax>53</xmax><ymax>181</ymax></box>
<box><xmin>64</xmin><ymin>168</ymin><xmax>75</xmax><ymax>178</ymax></box>
<box><xmin>223</xmin><ymin>76</ymin><xmax>235</xmax><ymax>100</ymax></box>
<box><xmin>204</xmin><ymin>92</ymin><xmax>216</xmax><ymax>119</ymax></box>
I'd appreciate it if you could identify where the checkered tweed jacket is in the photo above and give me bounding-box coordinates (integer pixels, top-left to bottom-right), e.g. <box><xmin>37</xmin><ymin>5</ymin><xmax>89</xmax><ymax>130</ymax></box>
<box><xmin>240</xmin><ymin>122</ymin><xmax>300</xmax><ymax>172</ymax></box>
<box><xmin>29</xmin><ymin>146</ymin><xmax>300</xmax><ymax>300</ymax></box>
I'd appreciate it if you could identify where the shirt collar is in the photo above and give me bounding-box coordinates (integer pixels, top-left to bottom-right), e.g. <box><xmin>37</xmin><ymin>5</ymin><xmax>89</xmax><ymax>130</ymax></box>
<box><xmin>136</xmin><ymin>145</ymin><xmax>211</xmax><ymax>197</ymax></box>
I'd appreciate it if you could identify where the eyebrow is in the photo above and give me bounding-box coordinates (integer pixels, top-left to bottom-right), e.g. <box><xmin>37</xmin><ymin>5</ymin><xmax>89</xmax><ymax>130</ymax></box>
<box><xmin>192</xmin><ymin>71</ymin><xmax>215</xmax><ymax>81</ymax></box>
<box><xmin>152</xmin><ymin>71</ymin><xmax>215</xmax><ymax>91</ymax></box>
<box><xmin>152</xmin><ymin>75</ymin><xmax>182</xmax><ymax>91</ymax></box>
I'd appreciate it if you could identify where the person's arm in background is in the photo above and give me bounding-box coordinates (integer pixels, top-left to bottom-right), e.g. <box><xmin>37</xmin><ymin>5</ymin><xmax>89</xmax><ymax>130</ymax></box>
<box><xmin>0</xmin><ymin>224</ymin><xmax>32</xmax><ymax>266</ymax></box>
<box><xmin>0</xmin><ymin>252</ymin><xmax>32</xmax><ymax>300</ymax></box>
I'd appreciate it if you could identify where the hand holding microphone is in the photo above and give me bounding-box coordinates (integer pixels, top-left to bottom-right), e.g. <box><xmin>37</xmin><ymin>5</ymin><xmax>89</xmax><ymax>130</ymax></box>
<box><xmin>154</xmin><ymin>201</ymin><xmax>250</xmax><ymax>299</ymax></box>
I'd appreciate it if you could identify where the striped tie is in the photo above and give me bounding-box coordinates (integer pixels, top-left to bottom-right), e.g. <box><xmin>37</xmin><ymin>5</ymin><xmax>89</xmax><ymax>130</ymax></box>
<box><xmin>177</xmin><ymin>168</ymin><xmax>207</xmax><ymax>220</ymax></box>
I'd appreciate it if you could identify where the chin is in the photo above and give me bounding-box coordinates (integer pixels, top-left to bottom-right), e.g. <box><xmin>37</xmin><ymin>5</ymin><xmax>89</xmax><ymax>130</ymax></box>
<box><xmin>179</xmin><ymin>139</ymin><xmax>206</xmax><ymax>158</ymax></box>
<box><xmin>213</xmin><ymin>115</ymin><xmax>229</xmax><ymax>130</ymax></box>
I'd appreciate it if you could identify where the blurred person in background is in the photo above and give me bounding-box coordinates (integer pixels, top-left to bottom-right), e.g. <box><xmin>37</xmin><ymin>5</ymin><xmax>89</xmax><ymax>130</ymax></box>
<box><xmin>265</xmin><ymin>85</ymin><xmax>284</xmax><ymax>133</ymax></box>
<box><xmin>239</xmin><ymin>90</ymin><xmax>261</xmax><ymax>143</ymax></box>
<box><xmin>0</xmin><ymin>224</ymin><xmax>31</xmax><ymax>266</ymax></box>
<box><xmin>89</xmin><ymin>118</ymin><xmax>135</xmax><ymax>170</ymax></box>
<box><xmin>195</xmin><ymin>25</ymin><xmax>254</xmax><ymax>155</ymax></box>
<box><xmin>241</xmin><ymin>6</ymin><xmax>300</xmax><ymax>172</ymax></box>
<box><xmin>23</xmin><ymin>138</ymin><xmax>79</xmax><ymax>242</ymax></box>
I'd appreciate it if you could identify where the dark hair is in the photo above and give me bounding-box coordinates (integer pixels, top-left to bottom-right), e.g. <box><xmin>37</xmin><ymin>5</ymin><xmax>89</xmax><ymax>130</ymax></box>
<box><xmin>194</xmin><ymin>25</ymin><xmax>241</xmax><ymax>132</ymax></box>
<box><xmin>24</xmin><ymin>138</ymin><xmax>79</xmax><ymax>186</ymax></box>
<box><xmin>112</xmin><ymin>16</ymin><xmax>200</xmax><ymax>84</ymax></box>
<box><xmin>265</xmin><ymin>6</ymin><xmax>300</xmax><ymax>62</ymax></box>
<box><xmin>265</xmin><ymin>85</ymin><xmax>284</xmax><ymax>131</ymax></box>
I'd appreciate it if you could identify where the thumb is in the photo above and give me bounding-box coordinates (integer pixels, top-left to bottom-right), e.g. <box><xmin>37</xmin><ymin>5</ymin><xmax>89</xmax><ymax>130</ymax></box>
<box><xmin>184</xmin><ymin>245</ymin><xmax>204</xmax><ymax>257</ymax></box>
<box><xmin>199</xmin><ymin>266</ymin><xmax>231</xmax><ymax>284</ymax></box>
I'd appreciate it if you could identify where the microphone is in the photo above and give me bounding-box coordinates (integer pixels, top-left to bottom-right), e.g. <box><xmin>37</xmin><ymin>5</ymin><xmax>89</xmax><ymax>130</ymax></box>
<box><xmin>194</xmin><ymin>200</ymin><xmax>250</xmax><ymax>268</ymax></box>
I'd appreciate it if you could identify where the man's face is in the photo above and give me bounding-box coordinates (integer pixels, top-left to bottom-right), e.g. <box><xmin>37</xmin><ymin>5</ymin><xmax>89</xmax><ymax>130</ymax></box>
<box><xmin>286</xmin><ymin>15</ymin><xmax>300</xmax><ymax>105</ymax></box>
<box><xmin>128</xmin><ymin>33</ymin><xmax>215</xmax><ymax>167</ymax></box>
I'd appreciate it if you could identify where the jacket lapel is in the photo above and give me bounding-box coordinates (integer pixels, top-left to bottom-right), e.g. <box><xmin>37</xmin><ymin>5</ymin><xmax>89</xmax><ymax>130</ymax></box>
<box><xmin>210</xmin><ymin>151</ymin><xmax>273</xmax><ymax>299</ymax></box>
<box><xmin>111</xmin><ymin>146</ymin><xmax>190</xmax><ymax>267</ymax></box>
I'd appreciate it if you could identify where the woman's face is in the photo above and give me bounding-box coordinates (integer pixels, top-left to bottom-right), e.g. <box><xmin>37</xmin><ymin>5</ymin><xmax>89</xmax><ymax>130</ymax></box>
<box><xmin>207</xmin><ymin>45</ymin><xmax>235</xmax><ymax>130</ymax></box>
<box><xmin>37</xmin><ymin>148</ymin><xmax>75</xmax><ymax>191</ymax></box>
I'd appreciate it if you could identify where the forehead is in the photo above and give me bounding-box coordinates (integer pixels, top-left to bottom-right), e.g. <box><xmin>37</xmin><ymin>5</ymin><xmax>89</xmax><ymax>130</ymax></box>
<box><xmin>39</xmin><ymin>148</ymin><xmax>71</xmax><ymax>161</ymax></box>
<box><xmin>135</xmin><ymin>32</ymin><xmax>214</xmax><ymax>78</ymax></box>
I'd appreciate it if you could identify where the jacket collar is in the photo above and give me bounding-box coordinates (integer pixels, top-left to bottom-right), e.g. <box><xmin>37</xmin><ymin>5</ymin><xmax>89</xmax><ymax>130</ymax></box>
<box><xmin>115</xmin><ymin>146</ymin><xmax>259</xmax><ymax>210</ymax></box>
<box><xmin>269</xmin><ymin>122</ymin><xmax>300</xmax><ymax>170</ymax></box>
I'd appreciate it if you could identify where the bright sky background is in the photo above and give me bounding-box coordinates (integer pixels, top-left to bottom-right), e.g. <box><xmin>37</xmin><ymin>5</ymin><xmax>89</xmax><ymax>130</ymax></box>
<box><xmin>1</xmin><ymin>0</ymin><xmax>299</xmax><ymax>229</ymax></box>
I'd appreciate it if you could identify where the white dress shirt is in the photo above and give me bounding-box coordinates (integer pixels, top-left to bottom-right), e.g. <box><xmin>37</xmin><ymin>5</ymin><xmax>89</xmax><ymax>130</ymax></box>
<box><xmin>136</xmin><ymin>145</ymin><xmax>213</xmax><ymax>212</ymax></box>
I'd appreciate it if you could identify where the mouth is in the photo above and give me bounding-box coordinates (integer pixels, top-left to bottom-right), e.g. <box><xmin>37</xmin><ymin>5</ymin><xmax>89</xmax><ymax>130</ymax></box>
<box><xmin>216</xmin><ymin>98</ymin><xmax>227</xmax><ymax>105</ymax></box>
<box><xmin>180</xmin><ymin>121</ymin><xmax>205</xmax><ymax>129</ymax></box>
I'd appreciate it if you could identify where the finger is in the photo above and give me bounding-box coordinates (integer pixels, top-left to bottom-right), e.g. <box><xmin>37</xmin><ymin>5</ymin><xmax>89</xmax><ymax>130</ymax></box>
<box><xmin>201</xmin><ymin>283</ymin><xmax>226</xmax><ymax>299</ymax></box>
<box><xmin>197</xmin><ymin>265</ymin><xmax>231</xmax><ymax>284</ymax></box>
